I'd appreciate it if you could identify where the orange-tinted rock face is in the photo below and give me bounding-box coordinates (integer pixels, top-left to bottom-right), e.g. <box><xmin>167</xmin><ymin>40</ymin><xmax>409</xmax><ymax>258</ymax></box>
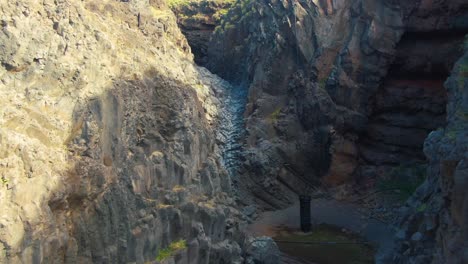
<box><xmin>207</xmin><ymin>0</ymin><xmax>467</xmax><ymax>262</ymax></box>
<box><xmin>207</xmin><ymin>0</ymin><xmax>405</xmax><ymax>207</ymax></box>
<box><xmin>324</xmin><ymin>137</ymin><xmax>358</xmax><ymax>186</ymax></box>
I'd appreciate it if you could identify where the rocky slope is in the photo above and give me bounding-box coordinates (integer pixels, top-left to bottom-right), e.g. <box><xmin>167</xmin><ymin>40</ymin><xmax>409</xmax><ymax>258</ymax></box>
<box><xmin>0</xmin><ymin>0</ymin><xmax>247</xmax><ymax>263</ymax></box>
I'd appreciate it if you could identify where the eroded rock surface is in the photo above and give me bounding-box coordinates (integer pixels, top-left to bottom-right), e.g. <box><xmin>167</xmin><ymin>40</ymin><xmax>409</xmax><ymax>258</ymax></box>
<box><xmin>1</xmin><ymin>0</ymin><xmax>467</xmax><ymax>263</ymax></box>
<box><xmin>0</xmin><ymin>0</ymin><xmax>244</xmax><ymax>263</ymax></box>
<box><xmin>170</xmin><ymin>0</ymin><xmax>234</xmax><ymax>65</ymax></box>
<box><xmin>207</xmin><ymin>0</ymin><xmax>467</xmax><ymax>262</ymax></box>
<box><xmin>208</xmin><ymin>0</ymin><xmax>467</xmax><ymax>207</ymax></box>
<box><xmin>385</xmin><ymin>44</ymin><xmax>468</xmax><ymax>264</ymax></box>
<box><xmin>208</xmin><ymin>0</ymin><xmax>405</xmax><ymax>207</ymax></box>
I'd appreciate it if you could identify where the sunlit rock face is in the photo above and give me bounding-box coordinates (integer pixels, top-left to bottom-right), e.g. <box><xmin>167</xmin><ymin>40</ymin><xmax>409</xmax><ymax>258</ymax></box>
<box><xmin>0</xmin><ymin>1</ymin><xmax>243</xmax><ymax>263</ymax></box>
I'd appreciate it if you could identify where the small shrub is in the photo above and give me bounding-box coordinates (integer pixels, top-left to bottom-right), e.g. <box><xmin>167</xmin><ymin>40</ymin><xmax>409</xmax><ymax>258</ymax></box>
<box><xmin>318</xmin><ymin>78</ymin><xmax>327</xmax><ymax>89</ymax></box>
<box><xmin>223</xmin><ymin>22</ymin><xmax>235</xmax><ymax>31</ymax></box>
<box><xmin>446</xmin><ymin>128</ymin><xmax>459</xmax><ymax>141</ymax></box>
<box><xmin>213</xmin><ymin>8</ymin><xmax>229</xmax><ymax>22</ymax></box>
<box><xmin>214</xmin><ymin>25</ymin><xmax>223</xmax><ymax>34</ymax></box>
<box><xmin>269</xmin><ymin>107</ymin><xmax>282</xmax><ymax>122</ymax></box>
<box><xmin>166</xmin><ymin>0</ymin><xmax>191</xmax><ymax>9</ymax></box>
<box><xmin>417</xmin><ymin>203</ymin><xmax>427</xmax><ymax>212</ymax></box>
<box><xmin>156</xmin><ymin>240</ymin><xmax>187</xmax><ymax>262</ymax></box>
<box><xmin>377</xmin><ymin>164</ymin><xmax>426</xmax><ymax>201</ymax></box>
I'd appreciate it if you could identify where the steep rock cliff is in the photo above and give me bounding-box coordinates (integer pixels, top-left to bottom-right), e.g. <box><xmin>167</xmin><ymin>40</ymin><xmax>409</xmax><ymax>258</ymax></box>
<box><xmin>208</xmin><ymin>0</ymin><xmax>405</xmax><ymax>207</ymax></box>
<box><xmin>0</xmin><ymin>0</ymin><xmax>243</xmax><ymax>263</ymax></box>
<box><xmin>385</xmin><ymin>42</ymin><xmax>468</xmax><ymax>264</ymax></box>
<box><xmin>207</xmin><ymin>0</ymin><xmax>468</xmax><ymax>262</ymax></box>
<box><xmin>208</xmin><ymin>0</ymin><xmax>467</xmax><ymax>208</ymax></box>
<box><xmin>170</xmin><ymin>0</ymin><xmax>234</xmax><ymax>65</ymax></box>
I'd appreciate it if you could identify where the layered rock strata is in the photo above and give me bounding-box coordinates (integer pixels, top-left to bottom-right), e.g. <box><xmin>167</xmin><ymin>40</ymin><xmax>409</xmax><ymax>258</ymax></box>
<box><xmin>208</xmin><ymin>0</ymin><xmax>467</xmax><ymax>204</ymax></box>
<box><xmin>385</xmin><ymin>42</ymin><xmax>468</xmax><ymax>264</ymax></box>
<box><xmin>208</xmin><ymin>0</ymin><xmax>405</xmax><ymax>207</ymax></box>
<box><xmin>207</xmin><ymin>0</ymin><xmax>468</xmax><ymax>262</ymax></box>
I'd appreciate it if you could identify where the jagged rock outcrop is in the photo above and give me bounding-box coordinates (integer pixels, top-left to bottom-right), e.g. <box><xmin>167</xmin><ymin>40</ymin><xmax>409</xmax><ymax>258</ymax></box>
<box><xmin>207</xmin><ymin>0</ymin><xmax>467</xmax><ymax>208</ymax></box>
<box><xmin>385</xmin><ymin>43</ymin><xmax>468</xmax><ymax>264</ymax></box>
<box><xmin>208</xmin><ymin>0</ymin><xmax>405</xmax><ymax>207</ymax></box>
<box><xmin>244</xmin><ymin>237</ymin><xmax>279</xmax><ymax>264</ymax></box>
<box><xmin>1</xmin><ymin>0</ymin><xmax>467</xmax><ymax>262</ymax></box>
<box><xmin>170</xmin><ymin>0</ymin><xmax>233</xmax><ymax>65</ymax></box>
<box><xmin>206</xmin><ymin>0</ymin><xmax>468</xmax><ymax>262</ymax></box>
<box><xmin>358</xmin><ymin>0</ymin><xmax>467</xmax><ymax>177</ymax></box>
<box><xmin>0</xmin><ymin>0</ymin><xmax>244</xmax><ymax>263</ymax></box>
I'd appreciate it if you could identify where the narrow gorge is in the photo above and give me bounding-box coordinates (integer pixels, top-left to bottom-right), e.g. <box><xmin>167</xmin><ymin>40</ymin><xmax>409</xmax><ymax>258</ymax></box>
<box><xmin>0</xmin><ymin>0</ymin><xmax>467</xmax><ymax>264</ymax></box>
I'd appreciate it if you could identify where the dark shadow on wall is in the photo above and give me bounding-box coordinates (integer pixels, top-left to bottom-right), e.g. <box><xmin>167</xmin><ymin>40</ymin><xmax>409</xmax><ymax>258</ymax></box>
<box><xmin>354</xmin><ymin>29</ymin><xmax>466</xmax><ymax>190</ymax></box>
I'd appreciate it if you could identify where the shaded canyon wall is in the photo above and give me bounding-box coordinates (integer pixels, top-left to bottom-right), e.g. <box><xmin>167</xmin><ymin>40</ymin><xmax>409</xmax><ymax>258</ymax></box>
<box><xmin>207</xmin><ymin>0</ymin><xmax>468</xmax><ymax>262</ymax></box>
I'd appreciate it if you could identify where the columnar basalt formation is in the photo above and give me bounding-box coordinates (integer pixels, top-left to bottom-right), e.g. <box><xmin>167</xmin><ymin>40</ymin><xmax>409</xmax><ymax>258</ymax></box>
<box><xmin>0</xmin><ymin>0</ymin><xmax>467</xmax><ymax>263</ymax></box>
<box><xmin>0</xmin><ymin>0</ymin><xmax>244</xmax><ymax>263</ymax></box>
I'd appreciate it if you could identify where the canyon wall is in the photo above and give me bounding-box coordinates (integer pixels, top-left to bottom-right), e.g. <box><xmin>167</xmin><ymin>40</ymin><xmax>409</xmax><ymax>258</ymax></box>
<box><xmin>0</xmin><ymin>0</ymin><xmax>467</xmax><ymax>263</ymax></box>
<box><xmin>0</xmin><ymin>0</ymin><xmax>244</xmax><ymax>263</ymax></box>
<box><xmin>208</xmin><ymin>0</ymin><xmax>405</xmax><ymax>207</ymax></box>
<box><xmin>207</xmin><ymin>0</ymin><xmax>468</xmax><ymax>262</ymax></box>
<box><xmin>208</xmin><ymin>0</ymin><xmax>467</xmax><ymax>206</ymax></box>
<box><xmin>170</xmin><ymin>0</ymin><xmax>234</xmax><ymax>65</ymax></box>
<box><xmin>386</xmin><ymin>42</ymin><xmax>468</xmax><ymax>264</ymax></box>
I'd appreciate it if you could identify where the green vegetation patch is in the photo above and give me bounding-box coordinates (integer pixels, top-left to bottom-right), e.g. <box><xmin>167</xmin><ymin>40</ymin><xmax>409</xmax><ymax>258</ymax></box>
<box><xmin>459</xmin><ymin>62</ymin><xmax>468</xmax><ymax>77</ymax></box>
<box><xmin>417</xmin><ymin>203</ymin><xmax>428</xmax><ymax>213</ymax></box>
<box><xmin>156</xmin><ymin>239</ymin><xmax>187</xmax><ymax>262</ymax></box>
<box><xmin>269</xmin><ymin>107</ymin><xmax>282</xmax><ymax>122</ymax></box>
<box><xmin>446</xmin><ymin>128</ymin><xmax>459</xmax><ymax>141</ymax></box>
<box><xmin>319</xmin><ymin>78</ymin><xmax>327</xmax><ymax>90</ymax></box>
<box><xmin>377</xmin><ymin>164</ymin><xmax>426</xmax><ymax>201</ymax></box>
<box><xmin>215</xmin><ymin>0</ymin><xmax>254</xmax><ymax>34</ymax></box>
<box><xmin>166</xmin><ymin>0</ymin><xmax>192</xmax><ymax>9</ymax></box>
<box><xmin>169</xmin><ymin>0</ymin><xmax>236</xmax><ymax>26</ymax></box>
<box><xmin>457</xmin><ymin>57</ymin><xmax>468</xmax><ymax>86</ymax></box>
<box><xmin>274</xmin><ymin>224</ymin><xmax>375</xmax><ymax>264</ymax></box>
